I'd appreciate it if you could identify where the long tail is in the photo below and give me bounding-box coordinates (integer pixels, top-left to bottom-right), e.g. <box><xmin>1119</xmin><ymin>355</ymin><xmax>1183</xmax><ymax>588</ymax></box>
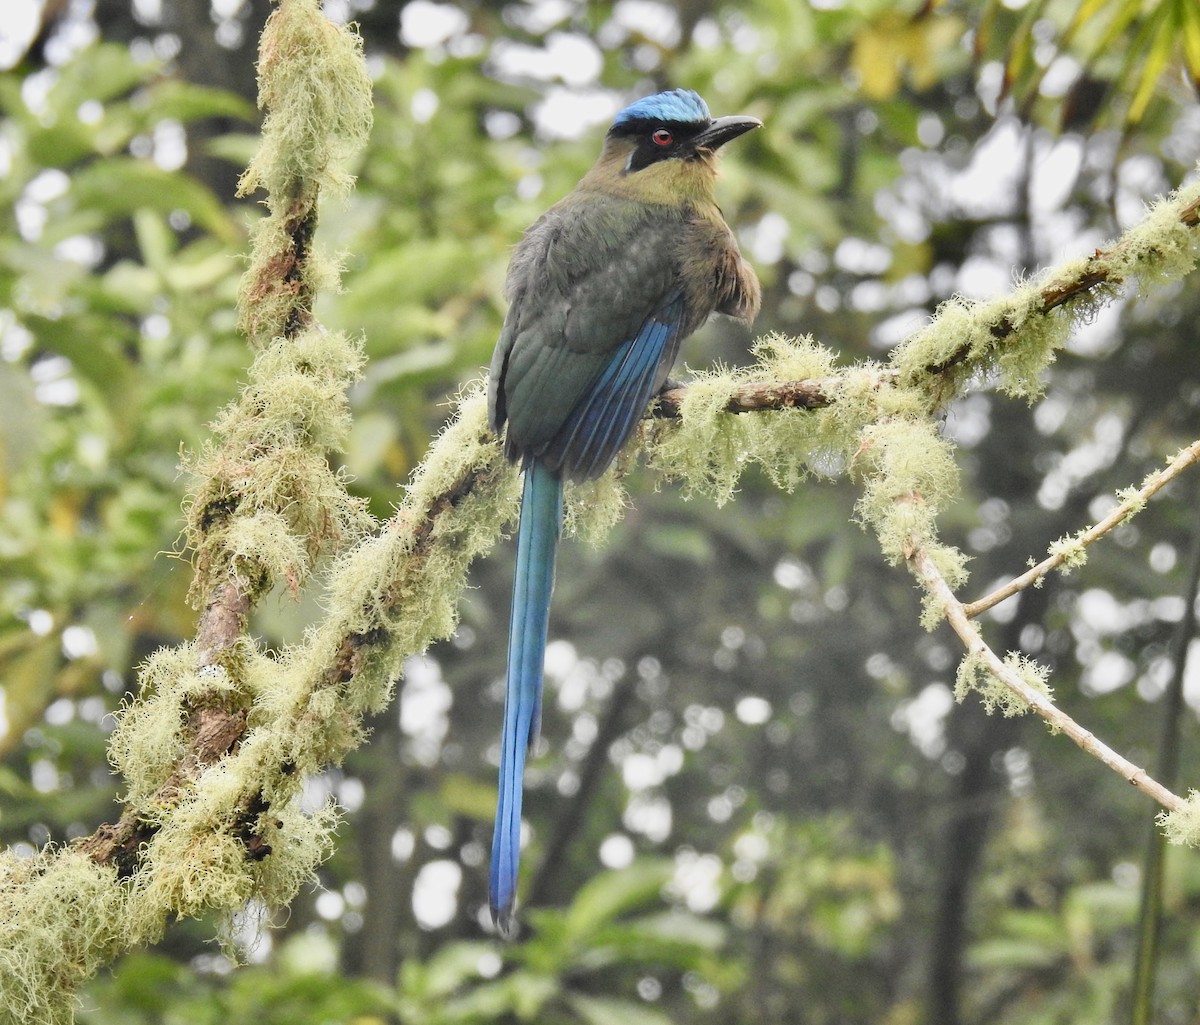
<box><xmin>490</xmin><ymin>460</ymin><xmax>563</xmax><ymax>935</ymax></box>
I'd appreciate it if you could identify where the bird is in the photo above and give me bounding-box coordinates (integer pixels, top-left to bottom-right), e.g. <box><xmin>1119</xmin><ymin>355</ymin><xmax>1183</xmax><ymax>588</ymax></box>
<box><xmin>486</xmin><ymin>88</ymin><xmax>762</xmax><ymax>935</ymax></box>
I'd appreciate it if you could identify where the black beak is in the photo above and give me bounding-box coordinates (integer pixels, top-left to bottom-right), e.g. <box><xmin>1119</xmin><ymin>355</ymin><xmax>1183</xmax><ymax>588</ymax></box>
<box><xmin>694</xmin><ymin>114</ymin><xmax>762</xmax><ymax>151</ymax></box>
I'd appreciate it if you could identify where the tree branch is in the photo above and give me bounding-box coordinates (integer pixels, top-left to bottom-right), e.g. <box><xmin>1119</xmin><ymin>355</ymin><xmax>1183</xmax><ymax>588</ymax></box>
<box><xmin>655</xmin><ymin>376</ymin><xmax>840</xmax><ymax>415</ymax></box>
<box><xmin>963</xmin><ymin>438</ymin><xmax>1200</xmax><ymax>619</ymax></box>
<box><xmin>923</xmin><ymin>194</ymin><xmax>1200</xmax><ymax>378</ymax></box>
<box><xmin>906</xmin><ymin>537</ymin><xmax>1187</xmax><ymax>813</ymax></box>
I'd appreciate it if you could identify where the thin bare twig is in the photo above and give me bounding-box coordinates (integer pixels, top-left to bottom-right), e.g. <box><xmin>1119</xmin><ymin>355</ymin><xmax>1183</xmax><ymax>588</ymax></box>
<box><xmin>907</xmin><ymin>540</ymin><xmax>1187</xmax><ymax>813</ymax></box>
<box><xmin>964</xmin><ymin>439</ymin><xmax>1200</xmax><ymax>619</ymax></box>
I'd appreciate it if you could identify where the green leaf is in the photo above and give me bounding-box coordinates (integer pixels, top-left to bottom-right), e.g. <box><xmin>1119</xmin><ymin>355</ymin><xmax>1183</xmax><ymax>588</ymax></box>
<box><xmin>143</xmin><ymin>80</ymin><xmax>257</xmax><ymax>125</ymax></box>
<box><xmin>133</xmin><ymin>209</ymin><xmax>177</xmax><ymax>271</ymax></box>
<box><xmin>419</xmin><ymin>941</ymin><xmax>497</xmax><ymax>999</ymax></box>
<box><xmin>70</xmin><ymin>158</ymin><xmax>237</xmax><ymax>241</ymax></box>
<box><xmin>48</xmin><ymin>43</ymin><xmax>158</xmax><ymax>112</ymax></box>
<box><xmin>967</xmin><ymin>937</ymin><xmax>1064</xmax><ymax>971</ymax></box>
<box><xmin>567</xmin><ymin>993</ymin><xmax>676</xmax><ymax>1025</ymax></box>
<box><xmin>562</xmin><ymin>861</ymin><xmax>675</xmax><ymax>939</ymax></box>
<box><xmin>424</xmin><ymin>971</ymin><xmax>558</xmax><ymax>1022</ymax></box>
<box><xmin>24</xmin><ymin>313</ymin><xmax>136</xmax><ymax>417</ymax></box>
<box><xmin>203</xmin><ymin>132</ymin><xmax>265</xmax><ymax>168</ymax></box>
<box><xmin>1125</xmin><ymin>6</ymin><xmax>1176</xmax><ymax>123</ymax></box>
<box><xmin>439</xmin><ymin>773</ymin><xmax>501</xmax><ymax>821</ymax></box>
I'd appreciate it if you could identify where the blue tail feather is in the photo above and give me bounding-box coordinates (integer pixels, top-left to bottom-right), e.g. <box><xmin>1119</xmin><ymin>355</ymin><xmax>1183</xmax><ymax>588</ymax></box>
<box><xmin>490</xmin><ymin>460</ymin><xmax>563</xmax><ymax>935</ymax></box>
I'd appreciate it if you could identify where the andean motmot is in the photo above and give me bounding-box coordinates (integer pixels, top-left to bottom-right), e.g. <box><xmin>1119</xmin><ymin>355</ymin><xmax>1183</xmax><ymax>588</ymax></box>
<box><xmin>487</xmin><ymin>88</ymin><xmax>762</xmax><ymax>935</ymax></box>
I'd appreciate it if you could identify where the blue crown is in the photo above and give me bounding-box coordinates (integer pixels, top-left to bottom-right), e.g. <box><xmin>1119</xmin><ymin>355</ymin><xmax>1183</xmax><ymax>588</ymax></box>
<box><xmin>612</xmin><ymin>89</ymin><xmax>711</xmax><ymax>128</ymax></box>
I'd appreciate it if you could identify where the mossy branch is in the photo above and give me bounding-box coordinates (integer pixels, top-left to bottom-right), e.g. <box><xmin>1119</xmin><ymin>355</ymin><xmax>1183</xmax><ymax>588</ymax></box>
<box><xmin>1</xmin><ymin>2</ymin><xmax>379</xmax><ymax>1021</ymax></box>
<box><xmin>893</xmin><ymin>185</ymin><xmax>1200</xmax><ymax>406</ymax></box>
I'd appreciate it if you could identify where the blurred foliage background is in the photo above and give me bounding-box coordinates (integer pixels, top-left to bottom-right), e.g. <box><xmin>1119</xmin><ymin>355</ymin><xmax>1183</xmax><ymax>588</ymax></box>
<box><xmin>2</xmin><ymin>0</ymin><xmax>1200</xmax><ymax>1022</ymax></box>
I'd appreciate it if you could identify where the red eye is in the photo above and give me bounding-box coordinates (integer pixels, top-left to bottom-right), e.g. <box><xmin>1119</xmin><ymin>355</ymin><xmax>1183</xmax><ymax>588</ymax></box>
<box><xmin>651</xmin><ymin>128</ymin><xmax>673</xmax><ymax>146</ymax></box>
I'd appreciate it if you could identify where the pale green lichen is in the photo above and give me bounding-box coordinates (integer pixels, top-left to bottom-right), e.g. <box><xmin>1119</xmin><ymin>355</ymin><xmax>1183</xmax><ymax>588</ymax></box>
<box><xmin>109</xmin><ymin>644</ymin><xmax>212</xmax><ymax>806</ymax></box>
<box><xmin>236</xmin><ymin>0</ymin><xmax>373</xmax><ymax>344</ymax></box>
<box><xmin>1119</xmin><ymin>483</ymin><xmax>1148</xmax><ymax>515</ymax></box>
<box><xmin>918</xmin><ymin>546</ymin><xmax>971</xmax><ymax>630</ymax></box>
<box><xmin>1110</xmin><ymin>183</ymin><xmax>1200</xmax><ymax>290</ymax></box>
<box><xmin>107</xmin><ymin>647</ymin><xmax>348</xmax><ymax>945</ymax></box>
<box><xmin>644</xmin><ymin>332</ymin><xmax>971</xmax><ymax>598</ymax></box>
<box><xmin>185</xmin><ymin>328</ymin><xmax>371</xmax><ymax>606</ymax></box>
<box><xmin>643</xmin><ymin>335</ymin><xmax>849</xmax><ymax>503</ymax></box>
<box><xmin>225</xmin><ymin>510</ymin><xmax>313</xmax><ymax>591</ymax></box>
<box><xmin>892</xmin><ymin>175</ymin><xmax>1200</xmax><ymax>409</ymax></box>
<box><xmin>1160</xmin><ymin>791</ymin><xmax>1200</xmax><ymax>848</ymax></box>
<box><xmin>953</xmin><ymin>648</ymin><xmax>986</xmax><ymax>704</ymax></box>
<box><xmin>133</xmin><ymin>764</ymin><xmax>338</xmax><ymax>932</ymax></box>
<box><xmin>245</xmin><ymin>797</ymin><xmax>340</xmax><ymax>907</ymax></box>
<box><xmin>1048</xmin><ymin>533</ymin><xmax>1089</xmax><ymax>572</ymax></box>
<box><xmin>238</xmin><ymin>0</ymin><xmax>372</xmax><ymax>201</ymax></box>
<box><xmin>3</xmin><ymin>3</ymin><xmax>398</xmax><ymax>1017</ymax></box>
<box><xmin>244</xmin><ymin>330</ymin><xmax>366</xmax><ymax>448</ymax></box>
<box><xmin>647</xmin><ymin>369</ymin><xmax>746</xmax><ymax>502</ymax></box>
<box><xmin>851</xmin><ymin>417</ymin><xmax>961</xmax><ymax>566</ymax></box>
<box><xmin>0</xmin><ymin>850</ymin><xmax>129</xmax><ymax>1025</ymax></box>
<box><xmin>891</xmin><ymin>282</ymin><xmax>1066</xmax><ymax>402</ymax></box>
<box><xmin>752</xmin><ymin>333</ymin><xmax>840</xmax><ymax>381</ymax></box>
<box><xmin>316</xmin><ymin>388</ymin><xmax>513</xmax><ymax>713</ymax></box>
<box><xmin>565</xmin><ymin>473</ymin><xmax>628</xmax><ymax>546</ymax></box>
<box><xmin>955</xmin><ymin>649</ymin><xmax>1053</xmax><ymax>717</ymax></box>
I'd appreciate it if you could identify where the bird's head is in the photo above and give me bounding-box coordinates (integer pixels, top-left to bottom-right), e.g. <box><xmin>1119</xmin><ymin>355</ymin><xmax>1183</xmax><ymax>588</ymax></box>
<box><xmin>584</xmin><ymin>89</ymin><xmax>761</xmax><ymax>202</ymax></box>
<box><xmin>609</xmin><ymin>89</ymin><xmax>761</xmax><ymax>172</ymax></box>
